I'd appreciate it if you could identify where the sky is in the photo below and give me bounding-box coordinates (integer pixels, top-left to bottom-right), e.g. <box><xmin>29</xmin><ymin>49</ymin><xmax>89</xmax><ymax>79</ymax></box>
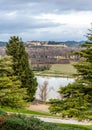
<box><xmin>0</xmin><ymin>0</ymin><xmax>92</xmax><ymax>42</ymax></box>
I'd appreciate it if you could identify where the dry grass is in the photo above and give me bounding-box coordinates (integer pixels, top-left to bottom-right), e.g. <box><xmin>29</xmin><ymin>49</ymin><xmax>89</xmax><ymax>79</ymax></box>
<box><xmin>50</xmin><ymin>63</ymin><xmax>77</xmax><ymax>74</ymax></box>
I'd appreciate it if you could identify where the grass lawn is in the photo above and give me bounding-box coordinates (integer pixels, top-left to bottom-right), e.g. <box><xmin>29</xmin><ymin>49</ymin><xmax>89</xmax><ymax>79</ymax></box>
<box><xmin>58</xmin><ymin>123</ymin><xmax>92</xmax><ymax>130</ymax></box>
<box><xmin>0</xmin><ymin>107</ymin><xmax>55</xmax><ymax>117</ymax></box>
<box><xmin>34</xmin><ymin>63</ymin><xmax>77</xmax><ymax>77</ymax></box>
<box><xmin>50</xmin><ymin>63</ymin><xmax>77</xmax><ymax>74</ymax></box>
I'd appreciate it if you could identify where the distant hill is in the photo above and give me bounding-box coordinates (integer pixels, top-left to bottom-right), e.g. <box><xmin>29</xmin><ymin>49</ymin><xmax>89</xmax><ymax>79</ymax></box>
<box><xmin>1</xmin><ymin>40</ymin><xmax>85</xmax><ymax>47</ymax></box>
<box><xmin>64</xmin><ymin>41</ymin><xmax>85</xmax><ymax>47</ymax></box>
<box><xmin>0</xmin><ymin>41</ymin><xmax>7</xmax><ymax>46</ymax></box>
<box><xmin>48</xmin><ymin>41</ymin><xmax>85</xmax><ymax>47</ymax></box>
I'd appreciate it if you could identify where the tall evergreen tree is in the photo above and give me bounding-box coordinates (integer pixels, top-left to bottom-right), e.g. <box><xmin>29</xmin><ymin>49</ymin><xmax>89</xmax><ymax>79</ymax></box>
<box><xmin>0</xmin><ymin>56</ymin><xmax>27</xmax><ymax>108</ymax></box>
<box><xmin>6</xmin><ymin>36</ymin><xmax>37</xmax><ymax>101</ymax></box>
<box><xmin>49</xmin><ymin>27</ymin><xmax>92</xmax><ymax>119</ymax></box>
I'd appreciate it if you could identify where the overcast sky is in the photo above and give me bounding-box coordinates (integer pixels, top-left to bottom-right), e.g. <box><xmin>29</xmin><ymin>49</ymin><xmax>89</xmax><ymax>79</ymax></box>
<box><xmin>0</xmin><ymin>0</ymin><xmax>92</xmax><ymax>42</ymax></box>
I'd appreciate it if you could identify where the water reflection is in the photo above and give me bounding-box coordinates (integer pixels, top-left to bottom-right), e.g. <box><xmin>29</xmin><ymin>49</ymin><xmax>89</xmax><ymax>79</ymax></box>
<box><xmin>35</xmin><ymin>76</ymin><xmax>74</xmax><ymax>101</ymax></box>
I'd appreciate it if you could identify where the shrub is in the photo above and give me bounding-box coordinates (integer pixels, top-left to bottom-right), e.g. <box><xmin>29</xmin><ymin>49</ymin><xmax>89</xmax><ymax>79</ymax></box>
<box><xmin>2</xmin><ymin>114</ymin><xmax>90</xmax><ymax>130</ymax></box>
<box><xmin>0</xmin><ymin>110</ymin><xmax>7</xmax><ymax>129</ymax></box>
<box><xmin>0</xmin><ymin>110</ymin><xmax>7</xmax><ymax>117</ymax></box>
<box><xmin>3</xmin><ymin>114</ymin><xmax>45</xmax><ymax>130</ymax></box>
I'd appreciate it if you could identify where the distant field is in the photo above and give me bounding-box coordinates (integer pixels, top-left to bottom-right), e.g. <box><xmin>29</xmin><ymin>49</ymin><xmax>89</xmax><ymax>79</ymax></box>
<box><xmin>34</xmin><ymin>63</ymin><xmax>77</xmax><ymax>77</ymax></box>
<box><xmin>50</xmin><ymin>63</ymin><xmax>77</xmax><ymax>75</ymax></box>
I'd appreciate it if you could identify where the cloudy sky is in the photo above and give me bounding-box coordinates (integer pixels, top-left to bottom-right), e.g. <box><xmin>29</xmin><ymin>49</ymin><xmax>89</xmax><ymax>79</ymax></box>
<box><xmin>0</xmin><ymin>0</ymin><xmax>92</xmax><ymax>42</ymax></box>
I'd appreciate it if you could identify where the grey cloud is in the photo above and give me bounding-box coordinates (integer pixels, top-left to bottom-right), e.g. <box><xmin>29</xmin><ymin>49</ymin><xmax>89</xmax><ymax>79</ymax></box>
<box><xmin>0</xmin><ymin>0</ymin><xmax>92</xmax><ymax>13</ymax></box>
<box><xmin>0</xmin><ymin>0</ymin><xmax>91</xmax><ymax>41</ymax></box>
<box><xmin>25</xmin><ymin>29</ymin><xmax>86</xmax><ymax>42</ymax></box>
<box><xmin>0</xmin><ymin>13</ymin><xmax>61</xmax><ymax>34</ymax></box>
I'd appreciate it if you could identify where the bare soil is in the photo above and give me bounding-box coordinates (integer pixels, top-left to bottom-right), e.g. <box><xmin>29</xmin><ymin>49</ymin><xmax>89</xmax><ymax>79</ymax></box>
<box><xmin>28</xmin><ymin>104</ymin><xmax>50</xmax><ymax>113</ymax></box>
<box><xmin>27</xmin><ymin>104</ymin><xmax>91</xmax><ymax>125</ymax></box>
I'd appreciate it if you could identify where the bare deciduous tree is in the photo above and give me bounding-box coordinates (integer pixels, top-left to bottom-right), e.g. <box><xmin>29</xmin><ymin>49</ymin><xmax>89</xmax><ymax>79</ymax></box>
<box><xmin>38</xmin><ymin>81</ymin><xmax>54</xmax><ymax>102</ymax></box>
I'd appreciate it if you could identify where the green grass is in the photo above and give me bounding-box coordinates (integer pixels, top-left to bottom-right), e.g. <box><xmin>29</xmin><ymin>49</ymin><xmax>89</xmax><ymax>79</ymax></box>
<box><xmin>0</xmin><ymin>107</ymin><xmax>92</xmax><ymax>130</ymax></box>
<box><xmin>0</xmin><ymin>107</ymin><xmax>55</xmax><ymax>117</ymax></box>
<box><xmin>50</xmin><ymin>63</ymin><xmax>77</xmax><ymax>74</ymax></box>
<box><xmin>34</xmin><ymin>63</ymin><xmax>77</xmax><ymax>77</ymax></box>
<box><xmin>57</xmin><ymin>123</ymin><xmax>92</xmax><ymax>130</ymax></box>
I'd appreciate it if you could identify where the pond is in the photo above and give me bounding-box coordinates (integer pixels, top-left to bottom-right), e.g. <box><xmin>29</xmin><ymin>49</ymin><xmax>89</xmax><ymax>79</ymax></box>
<box><xmin>35</xmin><ymin>76</ymin><xmax>74</xmax><ymax>101</ymax></box>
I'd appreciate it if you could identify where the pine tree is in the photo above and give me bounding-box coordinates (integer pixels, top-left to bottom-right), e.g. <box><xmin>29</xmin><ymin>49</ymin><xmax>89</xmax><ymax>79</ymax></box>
<box><xmin>6</xmin><ymin>36</ymin><xmax>37</xmax><ymax>101</ymax></box>
<box><xmin>74</xmin><ymin>30</ymin><xmax>92</xmax><ymax>83</ymax></box>
<box><xmin>0</xmin><ymin>56</ymin><xmax>27</xmax><ymax>108</ymax></box>
<box><xmin>49</xmin><ymin>27</ymin><xmax>92</xmax><ymax>119</ymax></box>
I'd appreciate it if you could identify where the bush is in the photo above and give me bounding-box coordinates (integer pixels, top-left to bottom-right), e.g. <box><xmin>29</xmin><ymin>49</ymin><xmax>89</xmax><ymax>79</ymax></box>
<box><xmin>0</xmin><ymin>110</ymin><xmax>7</xmax><ymax>129</ymax></box>
<box><xmin>3</xmin><ymin>114</ymin><xmax>45</xmax><ymax>130</ymax></box>
<box><xmin>1</xmin><ymin>114</ymin><xmax>90</xmax><ymax>130</ymax></box>
<box><xmin>0</xmin><ymin>110</ymin><xmax>7</xmax><ymax>117</ymax></box>
<box><xmin>32</xmin><ymin>64</ymin><xmax>51</xmax><ymax>71</ymax></box>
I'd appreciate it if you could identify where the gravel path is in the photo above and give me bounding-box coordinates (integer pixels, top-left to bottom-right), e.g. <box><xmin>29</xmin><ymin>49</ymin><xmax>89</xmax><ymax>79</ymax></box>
<box><xmin>36</xmin><ymin>116</ymin><xmax>91</xmax><ymax>125</ymax></box>
<box><xmin>8</xmin><ymin>112</ymin><xmax>91</xmax><ymax>125</ymax></box>
<box><xmin>28</xmin><ymin>104</ymin><xmax>91</xmax><ymax>125</ymax></box>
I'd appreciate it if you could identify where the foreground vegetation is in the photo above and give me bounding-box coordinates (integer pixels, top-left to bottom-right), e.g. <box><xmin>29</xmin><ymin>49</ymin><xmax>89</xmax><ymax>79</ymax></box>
<box><xmin>6</xmin><ymin>36</ymin><xmax>37</xmax><ymax>102</ymax></box>
<box><xmin>0</xmin><ymin>56</ymin><xmax>27</xmax><ymax>108</ymax></box>
<box><xmin>49</xmin><ymin>27</ymin><xmax>92</xmax><ymax>121</ymax></box>
<box><xmin>0</xmin><ymin>36</ymin><xmax>37</xmax><ymax>108</ymax></box>
<box><xmin>0</xmin><ymin>110</ymin><xmax>92</xmax><ymax>130</ymax></box>
<box><xmin>0</xmin><ymin>107</ymin><xmax>53</xmax><ymax>117</ymax></box>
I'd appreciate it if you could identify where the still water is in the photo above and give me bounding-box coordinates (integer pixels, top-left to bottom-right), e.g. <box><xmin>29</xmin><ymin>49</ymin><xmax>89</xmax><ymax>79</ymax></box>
<box><xmin>35</xmin><ymin>76</ymin><xmax>74</xmax><ymax>101</ymax></box>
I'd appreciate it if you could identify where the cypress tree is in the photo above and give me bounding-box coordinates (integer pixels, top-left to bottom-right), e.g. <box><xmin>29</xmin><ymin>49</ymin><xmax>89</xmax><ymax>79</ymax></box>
<box><xmin>6</xmin><ymin>36</ymin><xmax>37</xmax><ymax>101</ymax></box>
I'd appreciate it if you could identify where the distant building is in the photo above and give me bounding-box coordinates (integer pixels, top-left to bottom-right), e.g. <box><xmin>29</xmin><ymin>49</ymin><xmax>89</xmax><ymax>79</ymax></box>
<box><xmin>25</xmin><ymin>41</ymin><xmax>67</xmax><ymax>48</ymax></box>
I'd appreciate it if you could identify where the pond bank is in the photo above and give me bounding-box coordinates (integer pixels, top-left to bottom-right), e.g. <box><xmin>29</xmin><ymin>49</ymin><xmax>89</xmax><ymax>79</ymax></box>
<box><xmin>35</xmin><ymin>73</ymin><xmax>74</xmax><ymax>78</ymax></box>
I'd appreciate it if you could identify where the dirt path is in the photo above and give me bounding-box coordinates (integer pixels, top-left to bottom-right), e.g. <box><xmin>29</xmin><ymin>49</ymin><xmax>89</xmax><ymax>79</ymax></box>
<box><xmin>36</xmin><ymin>116</ymin><xmax>91</xmax><ymax>125</ymax></box>
<box><xmin>27</xmin><ymin>104</ymin><xmax>91</xmax><ymax>125</ymax></box>
<box><xmin>28</xmin><ymin>104</ymin><xmax>50</xmax><ymax>113</ymax></box>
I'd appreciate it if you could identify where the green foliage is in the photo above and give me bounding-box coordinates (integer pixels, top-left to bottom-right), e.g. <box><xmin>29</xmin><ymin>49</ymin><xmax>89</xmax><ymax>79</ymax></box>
<box><xmin>0</xmin><ymin>110</ymin><xmax>7</xmax><ymax>117</ymax></box>
<box><xmin>3</xmin><ymin>114</ymin><xmax>44</xmax><ymax>130</ymax></box>
<box><xmin>49</xmin><ymin>27</ymin><xmax>92</xmax><ymax>120</ymax></box>
<box><xmin>0</xmin><ymin>110</ymin><xmax>7</xmax><ymax>129</ymax></box>
<box><xmin>2</xmin><ymin>114</ymin><xmax>89</xmax><ymax>130</ymax></box>
<box><xmin>0</xmin><ymin>56</ymin><xmax>27</xmax><ymax>108</ymax></box>
<box><xmin>49</xmin><ymin>82</ymin><xmax>90</xmax><ymax>119</ymax></box>
<box><xmin>0</xmin><ymin>56</ymin><xmax>13</xmax><ymax>76</ymax></box>
<box><xmin>6</xmin><ymin>36</ymin><xmax>37</xmax><ymax>101</ymax></box>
